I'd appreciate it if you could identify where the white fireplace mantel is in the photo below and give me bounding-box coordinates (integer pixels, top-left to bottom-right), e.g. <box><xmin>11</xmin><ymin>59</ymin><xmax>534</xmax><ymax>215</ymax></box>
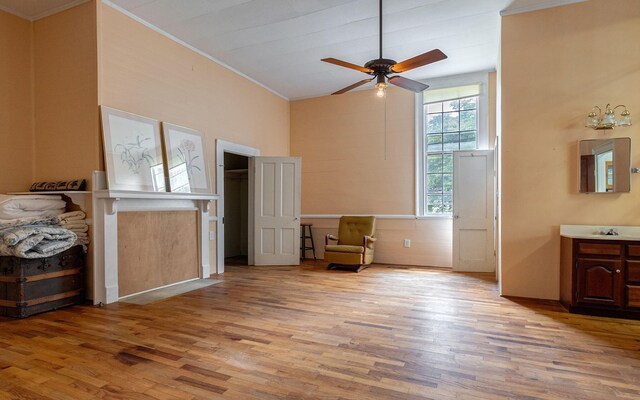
<box><xmin>91</xmin><ymin>174</ymin><xmax>219</xmax><ymax>305</ymax></box>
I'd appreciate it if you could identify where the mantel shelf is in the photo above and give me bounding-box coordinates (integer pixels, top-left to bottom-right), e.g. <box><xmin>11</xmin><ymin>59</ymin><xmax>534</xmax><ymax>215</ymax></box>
<box><xmin>93</xmin><ymin>190</ymin><xmax>218</xmax><ymax>201</ymax></box>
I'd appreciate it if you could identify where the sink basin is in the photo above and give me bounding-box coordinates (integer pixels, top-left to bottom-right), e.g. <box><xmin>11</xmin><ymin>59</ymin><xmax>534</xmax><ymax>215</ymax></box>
<box><xmin>560</xmin><ymin>225</ymin><xmax>640</xmax><ymax>240</ymax></box>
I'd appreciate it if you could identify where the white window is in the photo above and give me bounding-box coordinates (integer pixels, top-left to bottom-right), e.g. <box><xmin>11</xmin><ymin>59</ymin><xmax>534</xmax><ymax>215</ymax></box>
<box><xmin>416</xmin><ymin>73</ymin><xmax>489</xmax><ymax>217</ymax></box>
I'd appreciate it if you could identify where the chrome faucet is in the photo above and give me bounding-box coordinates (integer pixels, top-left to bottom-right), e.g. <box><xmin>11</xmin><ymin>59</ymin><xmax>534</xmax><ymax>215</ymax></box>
<box><xmin>606</xmin><ymin>228</ymin><xmax>619</xmax><ymax>236</ymax></box>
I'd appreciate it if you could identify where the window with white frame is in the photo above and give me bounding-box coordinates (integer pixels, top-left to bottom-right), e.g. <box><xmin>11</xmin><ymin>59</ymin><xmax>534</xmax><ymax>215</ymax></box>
<box><xmin>417</xmin><ymin>78</ymin><xmax>487</xmax><ymax>216</ymax></box>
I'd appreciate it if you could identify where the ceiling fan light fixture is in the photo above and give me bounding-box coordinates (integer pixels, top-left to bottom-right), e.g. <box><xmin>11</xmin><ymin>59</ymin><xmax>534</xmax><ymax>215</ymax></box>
<box><xmin>375</xmin><ymin>75</ymin><xmax>387</xmax><ymax>97</ymax></box>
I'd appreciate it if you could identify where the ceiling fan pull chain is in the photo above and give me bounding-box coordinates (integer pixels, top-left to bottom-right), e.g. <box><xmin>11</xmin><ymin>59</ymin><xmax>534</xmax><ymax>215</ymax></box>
<box><xmin>384</xmin><ymin>92</ymin><xmax>387</xmax><ymax>161</ymax></box>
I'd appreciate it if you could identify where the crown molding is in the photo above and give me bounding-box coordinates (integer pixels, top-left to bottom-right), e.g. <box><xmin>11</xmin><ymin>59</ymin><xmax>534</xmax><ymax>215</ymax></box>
<box><xmin>101</xmin><ymin>0</ymin><xmax>289</xmax><ymax>101</ymax></box>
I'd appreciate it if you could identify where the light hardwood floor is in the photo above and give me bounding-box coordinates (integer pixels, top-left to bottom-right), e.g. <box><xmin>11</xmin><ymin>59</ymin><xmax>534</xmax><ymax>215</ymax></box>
<box><xmin>1</xmin><ymin>262</ymin><xmax>640</xmax><ymax>399</ymax></box>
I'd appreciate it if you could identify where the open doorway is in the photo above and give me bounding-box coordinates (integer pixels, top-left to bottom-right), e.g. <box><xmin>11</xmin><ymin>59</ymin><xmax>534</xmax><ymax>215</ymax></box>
<box><xmin>224</xmin><ymin>153</ymin><xmax>249</xmax><ymax>266</ymax></box>
<box><xmin>215</xmin><ymin>139</ymin><xmax>301</xmax><ymax>272</ymax></box>
<box><xmin>216</xmin><ymin>139</ymin><xmax>260</xmax><ymax>273</ymax></box>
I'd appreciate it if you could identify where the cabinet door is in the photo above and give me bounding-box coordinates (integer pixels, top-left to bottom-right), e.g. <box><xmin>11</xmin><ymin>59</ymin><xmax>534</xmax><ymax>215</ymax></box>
<box><xmin>576</xmin><ymin>259</ymin><xmax>623</xmax><ymax>307</ymax></box>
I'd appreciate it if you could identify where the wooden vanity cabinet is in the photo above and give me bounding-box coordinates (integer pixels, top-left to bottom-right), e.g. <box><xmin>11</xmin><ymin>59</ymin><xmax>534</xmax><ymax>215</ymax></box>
<box><xmin>575</xmin><ymin>258</ymin><xmax>623</xmax><ymax>307</ymax></box>
<box><xmin>561</xmin><ymin>237</ymin><xmax>640</xmax><ymax>319</ymax></box>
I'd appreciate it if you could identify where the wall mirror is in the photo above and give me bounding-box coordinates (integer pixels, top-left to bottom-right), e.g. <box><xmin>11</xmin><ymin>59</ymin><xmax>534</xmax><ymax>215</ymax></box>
<box><xmin>579</xmin><ymin>137</ymin><xmax>630</xmax><ymax>193</ymax></box>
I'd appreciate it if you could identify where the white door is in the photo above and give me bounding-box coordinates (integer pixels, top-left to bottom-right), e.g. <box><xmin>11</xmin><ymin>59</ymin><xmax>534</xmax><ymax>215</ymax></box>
<box><xmin>252</xmin><ymin>157</ymin><xmax>301</xmax><ymax>265</ymax></box>
<box><xmin>453</xmin><ymin>150</ymin><xmax>495</xmax><ymax>272</ymax></box>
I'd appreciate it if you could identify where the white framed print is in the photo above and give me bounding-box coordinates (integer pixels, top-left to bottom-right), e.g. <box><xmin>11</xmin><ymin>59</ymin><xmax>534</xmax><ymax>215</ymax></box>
<box><xmin>161</xmin><ymin>122</ymin><xmax>212</xmax><ymax>193</ymax></box>
<box><xmin>100</xmin><ymin>106</ymin><xmax>166</xmax><ymax>192</ymax></box>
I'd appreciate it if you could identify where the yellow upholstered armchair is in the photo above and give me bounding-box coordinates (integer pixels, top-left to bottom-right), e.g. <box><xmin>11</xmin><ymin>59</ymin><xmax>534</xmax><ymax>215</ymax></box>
<box><xmin>324</xmin><ymin>216</ymin><xmax>377</xmax><ymax>272</ymax></box>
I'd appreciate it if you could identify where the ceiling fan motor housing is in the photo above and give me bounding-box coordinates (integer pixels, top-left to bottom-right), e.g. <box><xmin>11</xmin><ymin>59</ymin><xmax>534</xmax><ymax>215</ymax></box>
<box><xmin>364</xmin><ymin>58</ymin><xmax>397</xmax><ymax>75</ymax></box>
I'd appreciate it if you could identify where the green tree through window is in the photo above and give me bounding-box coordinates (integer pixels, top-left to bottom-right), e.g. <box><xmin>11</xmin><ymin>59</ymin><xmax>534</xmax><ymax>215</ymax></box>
<box><xmin>425</xmin><ymin>96</ymin><xmax>478</xmax><ymax>215</ymax></box>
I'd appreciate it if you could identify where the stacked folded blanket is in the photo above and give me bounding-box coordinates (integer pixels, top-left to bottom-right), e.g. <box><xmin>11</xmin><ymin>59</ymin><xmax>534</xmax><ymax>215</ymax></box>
<box><xmin>0</xmin><ymin>194</ymin><xmax>66</xmax><ymax>220</ymax></box>
<box><xmin>0</xmin><ymin>195</ymin><xmax>90</xmax><ymax>259</ymax></box>
<box><xmin>58</xmin><ymin>211</ymin><xmax>90</xmax><ymax>248</ymax></box>
<box><xmin>0</xmin><ymin>216</ymin><xmax>76</xmax><ymax>258</ymax></box>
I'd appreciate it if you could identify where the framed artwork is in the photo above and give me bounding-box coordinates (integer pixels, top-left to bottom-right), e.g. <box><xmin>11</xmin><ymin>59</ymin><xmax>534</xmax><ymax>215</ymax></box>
<box><xmin>100</xmin><ymin>106</ymin><xmax>166</xmax><ymax>192</ymax></box>
<box><xmin>161</xmin><ymin>123</ymin><xmax>211</xmax><ymax>193</ymax></box>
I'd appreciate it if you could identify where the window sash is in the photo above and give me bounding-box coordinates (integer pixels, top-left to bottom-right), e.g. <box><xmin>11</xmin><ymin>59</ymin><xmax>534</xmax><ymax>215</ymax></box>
<box><xmin>423</xmin><ymin>95</ymin><xmax>479</xmax><ymax>216</ymax></box>
<box><xmin>415</xmin><ymin>73</ymin><xmax>489</xmax><ymax>218</ymax></box>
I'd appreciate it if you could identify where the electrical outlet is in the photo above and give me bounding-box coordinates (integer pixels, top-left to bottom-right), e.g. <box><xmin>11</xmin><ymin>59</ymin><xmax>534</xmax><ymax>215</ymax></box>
<box><xmin>209</xmin><ymin>231</ymin><xmax>215</xmax><ymax>241</ymax></box>
<box><xmin>403</xmin><ymin>239</ymin><xmax>411</xmax><ymax>248</ymax></box>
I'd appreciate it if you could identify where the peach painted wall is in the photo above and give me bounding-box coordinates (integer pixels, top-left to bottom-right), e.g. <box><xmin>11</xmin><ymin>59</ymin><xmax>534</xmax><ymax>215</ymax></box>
<box><xmin>0</xmin><ymin>10</ymin><xmax>33</xmax><ymax>192</ymax></box>
<box><xmin>501</xmin><ymin>0</ymin><xmax>640</xmax><ymax>299</ymax></box>
<box><xmin>33</xmin><ymin>2</ymin><xmax>100</xmax><ymax>186</ymax></box>
<box><xmin>97</xmin><ymin>3</ymin><xmax>290</xmax><ymax>160</ymax></box>
<box><xmin>97</xmin><ymin>2</ymin><xmax>290</xmax><ymax>272</ymax></box>
<box><xmin>291</xmin><ymin>71</ymin><xmax>496</xmax><ymax>267</ymax></box>
<box><xmin>292</xmin><ymin>87</ymin><xmax>415</xmax><ymax>215</ymax></box>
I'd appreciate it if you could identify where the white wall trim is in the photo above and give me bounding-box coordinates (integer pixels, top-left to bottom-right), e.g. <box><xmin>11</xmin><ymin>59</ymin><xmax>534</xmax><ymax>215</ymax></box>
<box><xmin>100</xmin><ymin>0</ymin><xmax>288</xmax><ymax>101</ymax></box>
<box><xmin>118</xmin><ymin>277</ymin><xmax>200</xmax><ymax>300</ymax></box>
<box><xmin>216</xmin><ymin>140</ymin><xmax>260</xmax><ymax>274</ymax></box>
<box><xmin>500</xmin><ymin>0</ymin><xmax>587</xmax><ymax>16</ymax></box>
<box><xmin>0</xmin><ymin>0</ymin><xmax>90</xmax><ymax>21</ymax></box>
<box><xmin>415</xmin><ymin>91</ymin><xmax>424</xmax><ymax>216</ymax></box>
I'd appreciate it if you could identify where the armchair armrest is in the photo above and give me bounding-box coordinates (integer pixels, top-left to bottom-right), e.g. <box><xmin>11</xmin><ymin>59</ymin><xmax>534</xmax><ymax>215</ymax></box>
<box><xmin>326</xmin><ymin>234</ymin><xmax>339</xmax><ymax>246</ymax></box>
<box><xmin>363</xmin><ymin>235</ymin><xmax>377</xmax><ymax>249</ymax></box>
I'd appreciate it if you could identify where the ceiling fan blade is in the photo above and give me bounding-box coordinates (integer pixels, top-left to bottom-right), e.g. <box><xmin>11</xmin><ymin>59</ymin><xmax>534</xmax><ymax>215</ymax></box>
<box><xmin>390</xmin><ymin>49</ymin><xmax>447</xmax><ymax>73</ymax></box>
<box><xmin>331</xmin><ymin>77</ymin><xmax>375</xmax><ymax>95</ymax></box>
<box><xmin>388</xmin><ymin>76</ymin><xmax>429</xmax><ymax>92</ymax></box>
<box><xmin>322</xmin><ymin>58</ymin><xmax>373</xmax><ymax>74</ymax></box>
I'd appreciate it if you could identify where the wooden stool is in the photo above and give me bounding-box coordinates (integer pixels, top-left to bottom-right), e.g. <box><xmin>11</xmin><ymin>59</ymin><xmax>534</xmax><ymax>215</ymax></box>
<box><xmin>300</xmin><ymin>223</ymin><xmax>316</xmax><ymax>261</ymax></box>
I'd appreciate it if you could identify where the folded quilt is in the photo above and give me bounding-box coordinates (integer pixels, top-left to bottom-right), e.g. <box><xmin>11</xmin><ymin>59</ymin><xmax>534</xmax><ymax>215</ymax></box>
<box><xmin>0</xmin><ymin>194</ymin><xmax>66</xmax><ymax>220</ymax></box>
<box><xmin>0</xmin><ymin>215</ymin><xmax>60</xmax><ymax>230</ymax></box>
<box><xmin>58</xmin><ymin>211</ymin><xmax>86</xmax><ymax>222</ymax></box>
<box><xmin>0</xmin><ymin>225</ymin><xmax>77</xmax><ymax>258</ymax></box>
<box><xmin>60</xmin><ymin>222</ymin><xmax>88</xmax><ymax>232</ymax></box>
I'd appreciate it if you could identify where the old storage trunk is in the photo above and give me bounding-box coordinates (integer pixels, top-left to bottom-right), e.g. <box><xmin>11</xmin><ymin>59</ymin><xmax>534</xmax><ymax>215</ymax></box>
<box><xmin>0</xmin><ymin>246</ymin><xmax>85</xmax><ymax>318</ymax></box>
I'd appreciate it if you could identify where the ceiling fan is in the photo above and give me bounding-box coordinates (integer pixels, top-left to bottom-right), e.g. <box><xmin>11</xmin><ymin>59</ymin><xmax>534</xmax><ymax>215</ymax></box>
<box><xmin>322</xmin><ymin>0</ymin><xmax>447</xmax><ymax>97</ymax></box>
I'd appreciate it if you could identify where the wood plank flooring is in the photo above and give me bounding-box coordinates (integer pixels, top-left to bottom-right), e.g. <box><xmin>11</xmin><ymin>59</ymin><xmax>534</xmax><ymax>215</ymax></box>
<box><xmin>1</xmin><ymin>262</ymin><xmax>640</xmax><ymax>399</ymax></box>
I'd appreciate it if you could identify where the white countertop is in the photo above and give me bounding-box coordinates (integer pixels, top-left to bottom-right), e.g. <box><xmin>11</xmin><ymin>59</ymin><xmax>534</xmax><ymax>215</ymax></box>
<box><xmin>560</xmin><ymin>224</ymin><xmax>640</xmax><ymax>241</ymax></box>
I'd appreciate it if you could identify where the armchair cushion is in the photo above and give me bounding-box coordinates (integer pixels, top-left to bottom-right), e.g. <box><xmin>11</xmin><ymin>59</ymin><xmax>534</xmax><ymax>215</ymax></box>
<box><xmin>325</xmin><ymin>245</ymin><xmax>364</xmax><ymax>254</ymax></box>
<box><xmin>337</xmin><ymin>216</ymin><xmax>376</xmax><ymax>246</ymax></box>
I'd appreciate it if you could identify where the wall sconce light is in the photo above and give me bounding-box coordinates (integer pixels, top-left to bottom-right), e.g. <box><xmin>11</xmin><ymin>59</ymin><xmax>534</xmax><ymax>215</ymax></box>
<box><xmin>586</xmin><ymin>104</ymin><xmax>632</xmax><ymax>130</ymax></box>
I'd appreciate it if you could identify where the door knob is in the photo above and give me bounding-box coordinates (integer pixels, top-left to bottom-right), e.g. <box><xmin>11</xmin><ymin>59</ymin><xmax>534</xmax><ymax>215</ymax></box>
<box><xmin>616</xmin><ymin>269</ymin><xmax>621</xmax><ymax>273</ymax></box>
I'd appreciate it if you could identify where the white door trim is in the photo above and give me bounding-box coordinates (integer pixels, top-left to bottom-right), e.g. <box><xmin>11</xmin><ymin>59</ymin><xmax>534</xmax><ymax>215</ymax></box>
<box><xmin>216</xmin><ymin>140</ymin><xmax>260</xmax><ymax>273</ymax></box>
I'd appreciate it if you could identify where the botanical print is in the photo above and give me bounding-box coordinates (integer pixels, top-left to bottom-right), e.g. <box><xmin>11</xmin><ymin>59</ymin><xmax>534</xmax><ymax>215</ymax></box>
<box><xmin>177</xmin><ymin>139</ymin><xmax>201</xmax><ymax>177</ymax></box>
<box><xmin>101</xmin><ymin>107</ymin><xmax>166</xmax><ymax>192</ymax></box>
<box><xmin>114</xmin><ymin>135</ymin><xmax>155</xmax><ymax>174</ymax></box>
<box><xmin>162</xmin><ymin>123</ymin><xmax>211</xmax><ymax>193</ymax></box>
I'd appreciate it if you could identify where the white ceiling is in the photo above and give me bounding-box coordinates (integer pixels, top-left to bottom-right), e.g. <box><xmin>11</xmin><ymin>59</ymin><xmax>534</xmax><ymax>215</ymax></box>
<box><xmin>0</xmin><ymin>0</ymin><xmax>587</xmax><ymax>99</ymax></box>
